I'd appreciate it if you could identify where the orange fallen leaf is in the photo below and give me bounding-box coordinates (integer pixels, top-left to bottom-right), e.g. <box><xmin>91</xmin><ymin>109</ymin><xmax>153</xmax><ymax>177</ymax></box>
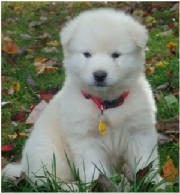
<box><xmin>2</xmin><ymin>39</ymin><xmax>19</xmax><ymax>54</ymax></box>
<box><xmin>45</xmin><ymin>66</ymin><xmax>57</xmax><ymax>74</ymax></box>
<box><xmin>145</xmin><ymin>66</ymin><xmax>155</xmax><ymax>75</ymax></box>
<box><xmin>162</xmin><ymin>156</ymin><xmax>178</xmax><ymax>182</ymax></box>
<box><xmin>34</xmin><ymin>57</ymin><xmax>48</xmax><ymax>63</ymax></box>
<box><xmin>166</xmin><ymin>42</ymin><xmax>177</xmax><ymax>49</ymax></box>
<box><xmin>34</xmin><ymin>57</ymin><xmax>58</xmax><ymax>74</ymax></box>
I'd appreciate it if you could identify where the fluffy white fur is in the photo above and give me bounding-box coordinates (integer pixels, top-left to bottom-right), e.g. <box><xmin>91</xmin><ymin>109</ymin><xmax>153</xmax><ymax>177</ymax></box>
<box><xmin>3</xmin><ymin>9</ymin><xmax>162</xmax><ymax>185</ymax></box>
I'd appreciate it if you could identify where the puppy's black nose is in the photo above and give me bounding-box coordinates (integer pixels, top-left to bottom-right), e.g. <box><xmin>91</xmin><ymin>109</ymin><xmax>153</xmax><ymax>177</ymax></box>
<box><xmin>93</xmin><ymin>70</ymin><xmax>107</xmax><ymax>82</ymax></box>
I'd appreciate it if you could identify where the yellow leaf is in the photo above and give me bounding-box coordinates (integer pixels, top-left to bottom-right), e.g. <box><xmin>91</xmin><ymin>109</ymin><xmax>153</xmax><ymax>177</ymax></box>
<box><xmin>12</xmin><ymin>81</ymin><xmax>20</xmax><ymax>92</ymax></box>
<box><xmin>166</xmin><ymin>42</ymin><xmax>177</xmax><ymax>49</ymax></box>
<box><xmin>34</xmin><ymin>57</ymin><xmax>48</xmax><ymax>63</ymax></box>
<box><xmin>14</xmin><ymin>6</ymin><xmax>23</xmax><ymax>13</ymax></box>
<box><xmin>144</xmin><ymin>16</ymin><xmax>156</xmax><ymax>24</ymax></box>
<box><xmin>7</xmin><ymin>134</ymin><xmax>17</xmax><ymax>139</ymax></box>
<box><xmin>155</xmin><ymin>61</ymin><xmax>169</xmax><ymax>67</ymax></box>
<box><xmin>35</xmin><ymin>64</ymin><xmax>46</xmax><ymax>74</ymax></box>
<box><xmin>46</xmin><ymin>40</ymin><xmax>59</xmax><ymax>47</ymax></box>
<box><xmin>163</xmin><ymin>156</ymin><xmax>178</xmax><ymax>182</ymax></box>
<box><xmin>145</xmin><ymin>66</ymin><xmax>155</xmax><ymax>75</ymax></box>
<box><xmin>19</xmin><ymin>132</ymin><xmax>29</xmax><ymax>137</ymax></box>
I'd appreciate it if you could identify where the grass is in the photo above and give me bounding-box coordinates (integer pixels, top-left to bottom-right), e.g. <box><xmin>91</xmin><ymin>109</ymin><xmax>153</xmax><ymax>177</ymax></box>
<box><xmin>1</xmin><ymin>2</ymin><xmax>179</xmax><ymax>192</ymax></box>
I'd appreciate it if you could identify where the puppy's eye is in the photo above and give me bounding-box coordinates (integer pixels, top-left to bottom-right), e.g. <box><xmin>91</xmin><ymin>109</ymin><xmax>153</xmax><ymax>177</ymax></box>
<box><xmin>83</xmin><ymin>52</ymin><xmax>91</xmax><ymax>58</ymax></box>
<box><xmin>111</xmin><ymin>52</ymin><xmax>121</xmax><ymax>59</ymax></box>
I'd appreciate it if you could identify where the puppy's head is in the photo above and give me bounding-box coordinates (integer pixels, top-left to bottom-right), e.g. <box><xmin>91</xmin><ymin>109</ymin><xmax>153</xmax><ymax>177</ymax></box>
<box><xmin>60</xmin><ymin>9</ymin><xmax>148</xmax><ymax>94</ymax></box>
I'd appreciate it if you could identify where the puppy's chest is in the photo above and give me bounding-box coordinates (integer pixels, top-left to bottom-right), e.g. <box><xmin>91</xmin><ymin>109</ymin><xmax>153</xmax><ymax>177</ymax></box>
<box><xmin>60</xmin><ymin>99</ymin><xmax>127</xmax><ymax>137</ymax></box>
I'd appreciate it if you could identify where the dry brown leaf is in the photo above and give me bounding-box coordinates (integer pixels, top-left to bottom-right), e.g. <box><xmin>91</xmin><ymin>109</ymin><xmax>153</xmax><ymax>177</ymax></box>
<box><xmin>46</xmin><ymin>40</ymin><xmax>59</xmax><ymax>47</ymax></box>
<box><xmin>145</xmin><ymin>66</ymin><xmax>155</xmax><ymax>75</ymax></box>
<box><xmin>45</xmin><ymin>66</ymin><xmax>57</xmax><ymax>74</ymax></box>
<box><xmin>2</xmin><ymin>39</ymin><xmax>19</xmax><ymax>54</ymax></box>
<box><xmin>162</xmin><ymin>156</ymin><xmax>178</xmax><ymax>182</ymax></box>
<box><xmin>156</xmin><ymin>116</ymin><xmax>179</xmax><ymax>132</ymax></box>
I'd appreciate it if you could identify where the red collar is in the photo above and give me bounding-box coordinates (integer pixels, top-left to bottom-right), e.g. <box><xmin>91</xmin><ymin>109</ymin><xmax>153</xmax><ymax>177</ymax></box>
<box><xmin>82</xmin><ymin>90</ymin><xmax>129</xmax><ymax>110</ymax></box>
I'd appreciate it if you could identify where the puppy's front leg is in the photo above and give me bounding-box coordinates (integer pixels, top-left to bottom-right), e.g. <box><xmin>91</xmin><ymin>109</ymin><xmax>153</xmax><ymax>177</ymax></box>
<box><xmin>125</xmin><ymin>130</ymin><xmax>162</xmax><ymax>182</ymax></box>
<box><xmin>71</xmin><ymin>139</ymin><xmax>109</xmax><ymax>183</ymax></box>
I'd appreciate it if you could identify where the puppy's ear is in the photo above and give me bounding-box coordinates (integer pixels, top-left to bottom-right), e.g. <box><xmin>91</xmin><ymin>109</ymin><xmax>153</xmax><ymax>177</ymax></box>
<box><xmin>130</xmin><ymin>22</ymin><xmax>148</xmax><ymax>49</ymax></box>
<box><xmin>60</xmin><ymin>19</ymin><xmax>79</xmax><ymax>48</ymax></box>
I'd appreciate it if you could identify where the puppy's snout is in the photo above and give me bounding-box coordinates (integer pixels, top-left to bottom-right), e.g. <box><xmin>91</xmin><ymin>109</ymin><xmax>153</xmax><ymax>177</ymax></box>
<box><xmin>93</xmin><ymin>70</ymin><xmax>107</xmax><ymax>82</ymax></box>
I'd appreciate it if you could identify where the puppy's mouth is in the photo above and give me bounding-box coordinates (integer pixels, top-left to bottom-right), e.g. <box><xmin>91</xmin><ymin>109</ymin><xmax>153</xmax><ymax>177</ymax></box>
<box><xmin>94</xmin><ymin>81</ymin><xmax>107</xmax><ymax>87</ymax></box>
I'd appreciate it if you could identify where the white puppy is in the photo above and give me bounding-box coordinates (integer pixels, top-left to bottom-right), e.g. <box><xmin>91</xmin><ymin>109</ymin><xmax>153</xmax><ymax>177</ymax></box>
<box><xmin>3</xmin><ymin>8</ymin><xmax>161</xmax><ymax>185</ymax></box>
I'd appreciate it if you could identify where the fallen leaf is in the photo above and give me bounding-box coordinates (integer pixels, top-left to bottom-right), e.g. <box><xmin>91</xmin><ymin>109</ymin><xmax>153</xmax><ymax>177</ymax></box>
<box><xmin>40</xmin><ymin>16</ymin><xmax>48</xmax><ymax>22</ymax></box>
<box><xmin>43</xmin><ymin>47</ymin><xmax>58</xmax><ymax>53</ymax></box>
<box><xmin>11</xmin><ymin>112</ymin><xmax>26</xmax><ymax>122</ymax></box>
<box><xmin>95</xmin><ymin>174</ymin><xmax>119</xmax><ymax>192</ymax></box>
<box><xmin>157</xmin><ymin>30</ymin><xmax>173</xmax><ymax>37</ymax></box>
<box><xmin>45</xmin><ymin>66</ymin><xmax>57</xmax><ymax>74</ymax></box>
<box><xmin>169</xmin><ymin>135</ymin><xmax>179</xmax><ymax>143</ymax></box>
<box><xmin>155</xmin><ymin>61</ymin><xmax>169</xmax><ymax>67</ymax></box>
<box><xmin>38</xmin><ymin>90</ymin><xmax>54</xmax><ymax>102</ymax></box>
<box><xmin>29</xmin><ymin>21</ymin><xmax>42</xmax><ymax>28</ymax></box>
<box><xmin>2</xmin><ymin>76</ymin><xmax>12</xmax><ymax>83</ymax></box>
<box><xmin>20</xmin><ymin>34</ymin><xmax>32</xmax><ymax>40</ymax></box>
<box><xmin>1</xmin><ymin>101</ymin><xmax>11</xmax><ymax>107</ymax></box>
<box><xmin>166</xmin><ymin>42</ymin><xmax>177</xmax><ymax>49</ymax></box>
<box><xmin>34</xmin><ymin>57</ymin><xmax>58</xmax><ymax>74</ymax></box>
<box><xmin>34</xmin><ymin>56</ymin><xmax>48</xmax><ymax>63</ymax></box>
<box><xmin>14</xmin><ymin>6</ymin><xmax>23</xmax><ymax>13</ymax></box>
<box><xmin>145</xmin><ymin>66</ymin><xmax>155</xmax><ymax>75</ymax></box>
<box><xmin>26</xmin><ymin>100</ymin><xmax>48</xmax><ymax>124</ymax></box>
<box><xmin>35</xmin><ymin>64</ymin><xmax>46</xmax><ymax>74</ymax></box>
<box><xmin>144</xmin><ymin>16</ymin><xmax>156</xmax><ymax>24</ymax></box>
<box><xmin>12</xmin><ymin>81</ymin><xmax>20</xmax><ymax>91</ymax></box>
<box><xmin>156</xmin><ymin>116</ymin><xmax>179</xmax><ymax>132</ymax></box>
<box><xmin>2</xmin><ymin>144</ymin><xmax>14</xmax><ymax>152</ymax></box>
<box><xmin>2</xmin><ymin>39</ymin><xmax>19</xmax><ymax>54</ymax></box>
<box><xmin>46</xmin><ymin>40</ymin><xmax>59</xmax><ymax>47</ymax></box>
<box><xmin>167</xmin><ymin>70</ymin><xmax>174</xmax><ymax>79</ymax></box>
<box><xmin>8</xmin><ymin>81</ymin><xmax>20</xmax><ymax>95</ymax></box>
<box><xmin>158</xmin><ymin>133</ymin><xmax>172</xmax><ymax>144</ymax></box>
<box><xmin>7</xmin><ymin>134</ymin><xmax>17</xmax><ymax>140</ymax></box>
<box><xmin>163</xmin><ymin>156</ymin><xmax>178</xmax><ymax>182</ymax></box>
<box><xmin>136</xmin><ymin>162</ymin><xmax>153</xmax><ymax>180</ymax></box>
<box><xmin>7</xmin><ymin>132</ymin><xmax>29</xmax><ymax>140</ymax></box>
<box><xmin>18</xmin><ymin>132</ymin><xmax>29</xmax><ymax>137</ymax></box>
<box><xmin>36</xmin><ymin>32</ymin><xmax>52</xmax><ymax>40</ymax></box>
<box><xmin>2</xmin><ymin>156</ymin><xmax>8</xmax><ymax>167</ymax></box>
<box><xmin>155</xmin><ymin>82</ymin><xmax>170</xmax><ymax>91</ymax></box>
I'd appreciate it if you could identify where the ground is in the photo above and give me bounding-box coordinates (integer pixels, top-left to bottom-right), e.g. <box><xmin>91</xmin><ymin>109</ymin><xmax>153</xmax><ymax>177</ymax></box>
<box><xmin>1</xmin><ymin>2</ymin><xmax>179</xmax><ymax>192</ymax></box>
